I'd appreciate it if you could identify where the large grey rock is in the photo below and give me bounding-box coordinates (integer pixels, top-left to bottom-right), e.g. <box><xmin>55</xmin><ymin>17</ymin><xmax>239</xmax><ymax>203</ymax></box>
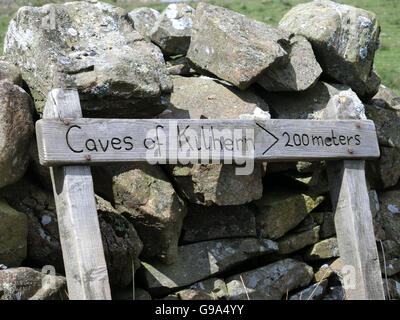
<box><xmin>141</xmin><ymin>238</ymin><xmax>278</xmax><ymax>295</ymax></box>
<box><xmin>93</xmin><ymin>163</ymin><xmax>187</xmax><ymax>264</ymax></box>
<box><xmin>374</xmin><ymin>190</ymin><xmax>400</xmax><ymax>243</ymax></box>
<box><xmin>277</xmin><ymin>226</ymin><xmax>320</xmax><ymax>255</ymax></box>
<box><xmin>96</xmin><ymin>195</ymin><xmax>143</xmax><ymax>288</ymax></box>
<box><xmin>370</xmin><ymin>84</ymin><xmax>400</xmax><ymax>110</ymax></box>
<box><xmin>257</xmin><ymin>35</ymin><xmax>322</xmax><ymax>92</ymax></box>
<box><xmin>166</xmin><ymin>163</ymin><xmax>264</xmax><ymax>206</ymax></box>
<box><xmin>128</xmin><ymin>7</ymin><xmax>160</xmax><ymax>39</ymax></box>
<box><xmin>0</xmin><ymin>58</ymin><xmax>22</xmax><ymax>85</ymax></box>
<box><xmin>166</xmin><ymin>56</ymin><xmax>194</xmax><ymax>76</ymax></box>
<box><xmin>182</xmin><ymin>204</ymin><xmax>257</xmax><ymax>243</ymax></box>
<box><xmin>367</xmin><ymin>146</ymin><xmax>400</xmax><ymax>190</ymax></box>
<box><xmin>254</xmin><ymin>191</ymin><xmax>324</xmax><ymax>239</ymax></box>
<box><xmin>4</xmin><ymin>1</ymin><xmax>172</xmax><ymax>118</ymax></box>
<box><xmin>304</xmin><ymin>237</ymin><xmax>340</xmax><ymax>261</ymax></box>
<box><xmin>0</xmin><ymin>198</ymin><xmax>28</xmax><ymax>267</ymax></box>
<box><xmin>0</xmin><ymin>81</ymin><xmax>33</xmax><ymax>188</ymax></box>
<box><xmin>0</xmin><ymin>177</ymin><xmax>63</xmax><ymax>272</ymax></box>
<box><xmin>279</xmin><ymin>0</ymin><xmax>380</xmax><ymax>98</ymax></box>
<box><xmin>149</xmin><ymin>4</ymin><xmax>195</xmax><ymax>55</ymax></box>
<box><xmin>320</xmin><ymin>88</ymin><xmax>367</xmax><ymax>120</ymax></box>
<box><xmin>187</xmin><ymin>2</ymin><xmax>290</xmax><ymax>90</ymax></box>
<box><xmin>365</xmin><ymin>104</ymin><xmax>400</xmax><ymax>148</ymax></box>
<box><xmin>0</xmin><ymin>267</ymin><xmax>67</xmax><ymax>300</ymax></box>
<box><xmin>159</xmin><ymin>76</ymin><xmax>270</xmax><ymax>120</ymax></box>
<box><xmin>264</xmin><ymin>81</ymin><xmax>349</xmax><ymax>119</ymax></box>
<box><xmin>225</xmin><ymin>259</ymin><xmax>314</xmax><ymax>300</ymax></box>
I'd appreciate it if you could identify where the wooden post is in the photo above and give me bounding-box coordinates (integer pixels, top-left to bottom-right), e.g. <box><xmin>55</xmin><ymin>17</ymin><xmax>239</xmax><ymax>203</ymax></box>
<box><xmin>324</xmin><ymin>95</ymin><xmax>385</xmax><ymax>300</ymax></box>
<box><xmin>43</xmin><ymin>88</ymin><xmax>112</xmax><ymax>300</ymax></box>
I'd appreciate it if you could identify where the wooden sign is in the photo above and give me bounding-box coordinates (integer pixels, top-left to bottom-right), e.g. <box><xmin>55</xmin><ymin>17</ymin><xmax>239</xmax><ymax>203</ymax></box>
<box><xmin>36</xmin><ymin>118</ymin><xmax>380</xmax><ymax>166</ymax></box>
<box><xmin>37</xmin><ymin>88</ymin><xmax>385</xmax><ymax>301</ymax></box>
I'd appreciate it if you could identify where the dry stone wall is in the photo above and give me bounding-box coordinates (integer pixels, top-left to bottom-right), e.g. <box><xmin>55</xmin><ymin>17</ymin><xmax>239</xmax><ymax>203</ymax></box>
<box><xmin>0</xmin><ymin>0</ymin><xmax>399</xmax><ymax>300</ymax></box>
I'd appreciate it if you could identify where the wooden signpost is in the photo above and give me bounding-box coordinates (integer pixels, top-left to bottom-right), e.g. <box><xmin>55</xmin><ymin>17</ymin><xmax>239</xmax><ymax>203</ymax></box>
<box><xmin>36</xmin><ymin>88</ymin><xmax>385</xmax><ymax>300</ymax></box>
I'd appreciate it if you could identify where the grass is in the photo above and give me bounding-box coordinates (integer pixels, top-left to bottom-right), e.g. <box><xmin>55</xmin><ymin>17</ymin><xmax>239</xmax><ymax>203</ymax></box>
<box><xmin>0</xmin><ymin>0</ymin><xmax>398</xmax><ymax>94</ymax></box>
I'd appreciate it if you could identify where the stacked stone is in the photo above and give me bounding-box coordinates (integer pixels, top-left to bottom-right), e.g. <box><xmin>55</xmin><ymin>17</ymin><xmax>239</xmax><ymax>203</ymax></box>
<box><xmin>0</xmin><ymin>0</ymin><xmax>399</xmax><ymax>300</ymax></box>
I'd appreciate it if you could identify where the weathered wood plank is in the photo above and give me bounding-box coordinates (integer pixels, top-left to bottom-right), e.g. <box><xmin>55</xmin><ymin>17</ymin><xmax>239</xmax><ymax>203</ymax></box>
<box><xmin>324</xmin><ymin>95</ymin><xmax>385</xmax><ymax>300</ymax></box>
<box><xmin>36</xmin><ymin>118</ymin><xmax>380</xmax><ymax>166</ymax></box>
<box><xmin>44</xmin><ymin>88</ymin><xmax>111</xmax><ymax>300</ymax></box>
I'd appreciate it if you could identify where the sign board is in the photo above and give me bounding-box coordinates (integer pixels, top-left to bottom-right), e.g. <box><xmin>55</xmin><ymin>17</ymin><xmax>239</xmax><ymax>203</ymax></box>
<box><xmin>36</xmin><ymin>118</ymin><xmax>380</xmax><ymax>166</ymax></box>
<box><xmin>37</xmin><ymin>88</ymin><xmax>385</xmax><ymax>300</ymax></box>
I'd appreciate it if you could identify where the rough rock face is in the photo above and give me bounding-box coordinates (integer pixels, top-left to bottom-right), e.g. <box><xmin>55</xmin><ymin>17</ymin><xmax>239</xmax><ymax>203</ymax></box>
<box><xmin>29</xmin><ymin>137</ymin><xmax>53</xmax><ymax>191</ymax></box>
<box><xmin>375</xmin><ymin>190</ymin><xmax>400</xmax><ymax>243</ymax></box>
<box><xmin>141</xmin><ymin>238</ymin><xmax>278</xmax><ymax>295</ymax></box>
<box><xmin>365</xmin><ymin>104</ymin><xmax>400</xmax><ymax>149</ymax></box>
<box><xmin>0</xmin><ymin>81</ymin><xmax>33</xmax><ymax>188</ymax></box>
<box><xmin>4</xmin><ymin>1</ymin><xmax>172</xmax><ymax>118</ymax></box>
<box><xmin>166</xmin><ymin>164</ymin><xmax>264</xmax><ymax>206</ymax></box>
<box><xmin>149</xmin><ymin>4</ymin><xmax>195</xmax><ymax>55</ymax></box>
<box><xmin>128</xmin><ymin>7</ymin><xmax>160</xmax><ymax>39</ymax></box>
<box><xmin>304</xmin><ymin>237</ymin><xmax>340</xmax><ymax>260</ymax></box>
<box><xmin>226</xmin><ymin>259</ymin><xmax>314</xmax><ymax>300</ymax></box>
<box><xmin>0</xmin><ymin>178</ymin><xmax>64</xmax><ymax>272</ymax></box>
<box><xmin>0</xmin><ymin>58</ymin><xmax>22</xmax><ymax>85</ymax></box>
<box><xmin>159</xmin><ymin>76</ymin><xmax>270</xmax><ymax>120</ymax></box>
<box><xmin>0</xmin><ymin>199</ymin><xmax>28</xmax><ymax>267</ymax></box>
<box><xmin>257</xmin><ymin>35</ymin><xmax>322</xmax><ymax>92</ymax></box>
<box><xmin>166</xmin><ymin>56</ymin><xmax>194</xmax><ymax>76</ymax></box>
<box><xmin>254</xmin><ymin>191</ymin><xmax>324</xmax><ymax>239</ymax></box>
<box><xmin>370</xmin><ymin>84</ymin><xmax>400</xmax><ymax>110</ymax></box>
<box><xmin>0</xmin><ymin>267</ymin><xmax>67</xmax><ymax>300</ymax></box>
<box><xmin>279</xmin><ymin>0</ymin><xmax>380</xmax><ymax>98</ymax></box>
<box><xmin>277</xmin><ymin>226</ymin><xmax>320</xmax><ymax>255</ymax></box>
<box><xmin>182</xmin><ymin>204</ymin><xmax>257</xmax><ymax>243</ymax></box>
<box><xmin>96</xmin><ymin>196</ymin><xmax>143</xmax><ymax>288</ymax></box>
<box><xmin>367</xmin><ymin>147</ymin><xmax>400</xmax><ymax>190</ymax></box>
<box><xmin>93</xmin><ymin>163</ymin><xmax>187</xmax><ymax>264</ymax></box>
<box><xmin>187</xmin><ymin>2</ymin><xmax>290</xmax><ymax>90</ymax></box>
<box><xmin>264</xmin><ymin>81</ymin><xmax>349</xmax><ymax>119</ymax></box>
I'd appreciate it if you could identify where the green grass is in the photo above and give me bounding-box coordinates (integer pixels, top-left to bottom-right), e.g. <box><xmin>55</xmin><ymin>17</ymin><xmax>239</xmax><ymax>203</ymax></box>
<box><xmin>0</xmin><ymin>0</ymin><xmax>399</xmax><ymax>94</ymax></box>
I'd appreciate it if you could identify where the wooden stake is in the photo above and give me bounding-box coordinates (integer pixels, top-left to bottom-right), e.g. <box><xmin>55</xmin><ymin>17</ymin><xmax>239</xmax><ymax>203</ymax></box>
<box><xmin>324</xmin><ymin>95</ymin><xmax>385</xmax><ymax>300</ymax></box>
<box><xmin>43</xmin><ymin>88</ymin><xmax>111</xmax><ymax>300</ymax></box>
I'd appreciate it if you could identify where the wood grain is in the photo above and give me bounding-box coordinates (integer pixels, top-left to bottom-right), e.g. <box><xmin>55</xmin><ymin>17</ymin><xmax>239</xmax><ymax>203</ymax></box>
<box><xmin>324</xmin><ymin>97</ymin><xmax>385</xmax><ymax>300</ymax></box>
<box><xmin>36</xmin><ymin>118</ymin><xmax>380</xmax><ymax>166</ymax></box>
<box><xmin>44</xmin><ymin>89</ymin><xmax>111</xmax><ymax>300</ymax></box>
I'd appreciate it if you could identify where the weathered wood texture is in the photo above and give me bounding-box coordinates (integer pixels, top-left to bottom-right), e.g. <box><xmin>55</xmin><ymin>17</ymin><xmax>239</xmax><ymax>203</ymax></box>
<box><xmin>36</xmin><ymin>118</ymin><xmax>379</xmax><ymax>166</ymax></box>
<box><xmin>44</xmin><ymin>89</ymin><xmax>111</xmax><ymax>300</ymax></box>
<box><xmin>325</xmin><ymin>97</ymin><xmax>385</xmax><ymax>300</ymax></box>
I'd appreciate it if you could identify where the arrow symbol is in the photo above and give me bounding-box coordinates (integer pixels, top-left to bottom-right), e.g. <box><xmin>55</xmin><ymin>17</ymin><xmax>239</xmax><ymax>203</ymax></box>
<box><xmin>256</xmin><ymin>123</ymin><xmax>279</xmax><ymax>155</ymax></box>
